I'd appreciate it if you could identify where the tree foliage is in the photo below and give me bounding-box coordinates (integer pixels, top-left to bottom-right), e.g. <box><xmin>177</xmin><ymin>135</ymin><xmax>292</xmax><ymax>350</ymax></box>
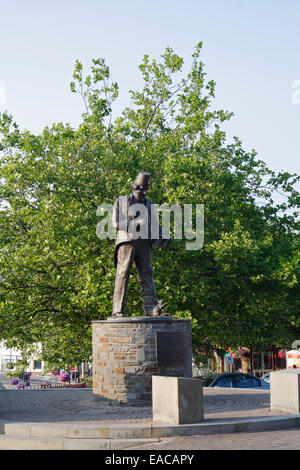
<box><xmin>0</xmin><ymin>43</ymin><xmax>299</xmax><ymax>366</ymax></box>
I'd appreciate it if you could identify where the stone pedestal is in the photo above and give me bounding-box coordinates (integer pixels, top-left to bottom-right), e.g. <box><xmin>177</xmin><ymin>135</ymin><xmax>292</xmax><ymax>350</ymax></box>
<box><xmin>270</xmin><ymin>370</ymin><xmax>300</xmax><ymax>414</ymax></box>
<box><xmin>152</xmin><ymin>376</ymin><xmax>204</xmax><ymax>424</ymax></box>
<box><xmin>92</xmin><ymin>316</ymin><xmax>192</xmax><ymax>406</ymax></box>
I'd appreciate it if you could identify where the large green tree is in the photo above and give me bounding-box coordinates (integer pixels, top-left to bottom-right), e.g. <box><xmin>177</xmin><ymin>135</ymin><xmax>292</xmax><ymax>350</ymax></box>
<box><xmin>0</xmin><ymin>43</ymin><xmax>299</xmax><ymax>366</ymax></box>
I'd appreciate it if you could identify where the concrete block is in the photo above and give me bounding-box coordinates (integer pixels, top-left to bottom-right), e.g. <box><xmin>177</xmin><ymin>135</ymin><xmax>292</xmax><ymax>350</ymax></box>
<box><xmin>67</xmin><ymin>425</ymin><xmax>109</xmax><ymax>439</ymax></box>
<box><xmin>151</xmin><ymin>422</ymin><xmax>235</xmax><ymax>438</ymax></box>
<box><xmin>4</xmin><ymin>423</ymin><xmax>31</xmax><ymax>437</ymax></box>
<box><xmin>108</xmin><ymin>424</ymin><xmax>152</xmax><ymax>439</ymax></box>
<box><xmin>63</xmin><ymin>438</ymin><xmax>111</xmax><ymax>450</ymax></box>
<box><xmin>0</xmin><ymin>436</ymin><xmax>65</xmax><ymax>450</ymax></box>
<box><xmin>270</xmin><ymin>370</ymin><xmax>300</xmax><ymax>414</ymax></box>
<box><xmin>30</xmin><ymin>424</ymin><xmax>68</xmax><ymax>438</ymax></box>
<box><xmin>152</xmin><ymin>376</ymin><xmax>204</xmax><ymax>425</ymax></box>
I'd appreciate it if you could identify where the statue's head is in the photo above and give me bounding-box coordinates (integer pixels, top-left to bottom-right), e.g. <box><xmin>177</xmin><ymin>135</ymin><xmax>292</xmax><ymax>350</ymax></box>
<box><xmin>132</xmin><ymin>172</ymin><xmax>151</xmax><ymax>201</ymax></box>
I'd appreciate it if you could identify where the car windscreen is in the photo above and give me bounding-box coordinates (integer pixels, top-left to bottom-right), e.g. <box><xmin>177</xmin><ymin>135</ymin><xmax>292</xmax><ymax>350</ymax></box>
<box><xmin>203</xmin><ymin>376</ymin><xmax>217</xmax><ymax>386</ymax></box>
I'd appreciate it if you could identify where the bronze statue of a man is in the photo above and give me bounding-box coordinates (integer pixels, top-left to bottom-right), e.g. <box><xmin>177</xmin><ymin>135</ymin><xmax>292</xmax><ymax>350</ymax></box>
<box><xmin>112</xmin><ymin>172</ymin><xmax>170</xmax><ymax>317</ymax></box>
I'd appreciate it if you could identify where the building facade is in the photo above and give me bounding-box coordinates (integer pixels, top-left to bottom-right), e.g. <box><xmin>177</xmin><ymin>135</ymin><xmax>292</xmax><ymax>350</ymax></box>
<box><xmin>0</xmin><ymin>342</ymin><xmax>44</xmax><ymax>373</ymax></box>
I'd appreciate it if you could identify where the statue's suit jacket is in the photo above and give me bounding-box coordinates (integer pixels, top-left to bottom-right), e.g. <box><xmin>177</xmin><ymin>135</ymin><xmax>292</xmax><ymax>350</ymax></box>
<box><xmin>112</xmin><ymin>194</ymin><xmax>169</xmax><ymax>267</ymax></box>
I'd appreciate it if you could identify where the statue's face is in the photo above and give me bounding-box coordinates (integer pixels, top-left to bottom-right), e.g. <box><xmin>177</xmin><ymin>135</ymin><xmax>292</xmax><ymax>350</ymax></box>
<box><xmin>132</xmin><ymin>183</ymin><xmax>148</xmax><ymax>201</ymax></box>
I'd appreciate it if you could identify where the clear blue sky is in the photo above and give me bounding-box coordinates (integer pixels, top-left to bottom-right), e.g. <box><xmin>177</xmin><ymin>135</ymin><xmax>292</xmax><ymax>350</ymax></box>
<box><xmin>1</xmin><ymin>0</ymin><xmax>299</xmax><ymax>177</ymax></box>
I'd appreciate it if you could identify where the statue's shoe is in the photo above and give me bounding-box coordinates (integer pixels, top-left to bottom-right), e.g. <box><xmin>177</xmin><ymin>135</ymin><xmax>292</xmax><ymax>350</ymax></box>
<box><xmin>151</xmin><ymin>311</ymin><xmax>169</xmax><ymax>317</ymax></box>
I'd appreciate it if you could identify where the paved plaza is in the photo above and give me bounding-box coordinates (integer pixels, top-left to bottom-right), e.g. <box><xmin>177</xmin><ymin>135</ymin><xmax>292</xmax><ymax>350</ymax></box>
<box><xmin>0</xmin><ymin>387</ymin><xmax>275</xmax><ymax>423</ymax></box>
<box><xmin>1</xmin><ymin>384</ymin><xmax>300</xmax><ymax>449</ymax></box>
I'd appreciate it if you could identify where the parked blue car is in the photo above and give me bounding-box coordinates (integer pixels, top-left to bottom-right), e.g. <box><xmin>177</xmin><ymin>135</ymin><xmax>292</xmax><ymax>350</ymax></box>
<box><xmin>260</xmin><ymin>372</ymin><xmax>270</xmax><ymax>389</ymax></box>
<box><xmin>202</xmin><ymin>372</ymin><xmax>269</xmax><ymax>389</ymax></box>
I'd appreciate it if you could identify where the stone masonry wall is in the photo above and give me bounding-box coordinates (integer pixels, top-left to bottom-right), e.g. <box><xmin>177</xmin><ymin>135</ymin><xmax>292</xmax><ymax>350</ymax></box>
<box><xmin>92</xmin><ymin>317</ymin><xmax>192</xmax><ymax>406</ymax></box>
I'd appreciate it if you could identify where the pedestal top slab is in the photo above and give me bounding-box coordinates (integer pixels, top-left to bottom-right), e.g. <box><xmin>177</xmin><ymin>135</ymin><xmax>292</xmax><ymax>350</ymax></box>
<box><xmin>92</xmin><ymin>316</ymin><xmax>190</xmax><ymax>324</ymax></box>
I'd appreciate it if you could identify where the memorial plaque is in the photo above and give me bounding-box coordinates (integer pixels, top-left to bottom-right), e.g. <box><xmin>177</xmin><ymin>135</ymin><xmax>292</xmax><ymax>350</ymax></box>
<box><xmin>156</xmin><ymin>331</ymin><xmax>190</xmax><ymax>368</ymax></box>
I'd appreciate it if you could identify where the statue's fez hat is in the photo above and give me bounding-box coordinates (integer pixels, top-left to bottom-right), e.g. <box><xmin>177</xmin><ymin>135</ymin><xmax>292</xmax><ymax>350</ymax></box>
<box><xmin>134</xmin><ymin>172</ymin><xmax>151</xmax><ymax>188</ymax></box>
